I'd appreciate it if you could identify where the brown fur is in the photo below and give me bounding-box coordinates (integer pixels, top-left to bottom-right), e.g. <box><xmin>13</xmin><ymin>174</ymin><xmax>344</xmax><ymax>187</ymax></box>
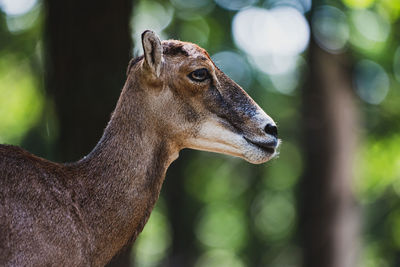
<box><xmin>0</xmin><ymin>33</ymin><xmax>277</xmax><ymax>266</ymax></box>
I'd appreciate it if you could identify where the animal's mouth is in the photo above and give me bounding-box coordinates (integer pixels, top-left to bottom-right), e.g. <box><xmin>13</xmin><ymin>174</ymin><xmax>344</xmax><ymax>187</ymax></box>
<box><xmin>243</xmin><ymin>136</ymin><xmax>277</xmax><ymax>154</ymax></box>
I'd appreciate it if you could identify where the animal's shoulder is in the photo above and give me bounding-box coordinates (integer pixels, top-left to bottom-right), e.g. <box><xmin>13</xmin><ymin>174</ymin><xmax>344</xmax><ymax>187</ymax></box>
<box><xmin>0</xmin><ymin>144</ymin><xmax>30</xmax><ymax>156</ymax></box>
<box><xmin>0</xmin><ymin>144</ymin><xmax>52</xmax><ymax>170</ymax></box>
<box><xmin>0</xmin><ymin>144</ymin><xmax>69</xmax><ymax>189</ymax></box>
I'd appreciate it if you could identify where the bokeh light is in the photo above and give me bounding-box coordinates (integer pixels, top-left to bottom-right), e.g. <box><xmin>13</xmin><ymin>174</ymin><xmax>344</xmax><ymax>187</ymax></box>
<box><xmin>212</xmin><ymin>51</ymin><xmax>252</xmax><ymax>89</ymax></box>
<box><xmin>251</xmin><ymin>54</ymin><xmax>298</xmax><ymax>76</ymax></box>
<box><xmin>354</xmin><ymin>59</ymin><xmax>389</xmax><ymax>105</ymax></box>
<box><xmin>5</xmin><ymin>5</ymin><xmax>40</xmax><ymax>33</ymax></box>
<box><xmin>131</xmin><ymin>1</ymin><xmax>173</xmax><ymax>54</ymax></box>
<box><xmin>232</xmin><ymin>5</ymin><xmax>309</xmax><ymax>88</ymax></box>
<box><xmin>349</xmin><ymin>9</ymin><xmax>391</xmax><ymax>52</ymax></box>
<box><xmin>232</xmin><ymin>7</ymin><xmax>309</xmax><ymax>57</ymax></box>
<box><xmin>214</xmin><ymin>0</ymin><xmax>257</xmax><ymax>11</ymax></box>
<box><xmin>352</xmin><ymin>10</ymin><xmax>390</xmax><ymax>43</ymax></box>
<box><xmin>0</xmin><ymin>0</ymin><xmax>36</xmax><ymax>16</ymax></box>
<box><xmin>263</xmin><ymin>0</ymin><xmax>312</xmax><ymax>14</ymax></box>
<box><xmin>270</xmin><ymin>56</ymin><xmax>305</xmax><ymax>94</ymax></box>
<box><xmin>252</xmin><ymin>192</ymin><xmax>295</xmax><ymax>241</ymax></box>
<box><xmin>312</xmin><ymin>5</ymin><xmax>349</xmax><ymax>53</ymax></box>
<box><xmin>195</xmin><ymin>203</ymin><xmax>247</xmax><ymax>250</ymax></box>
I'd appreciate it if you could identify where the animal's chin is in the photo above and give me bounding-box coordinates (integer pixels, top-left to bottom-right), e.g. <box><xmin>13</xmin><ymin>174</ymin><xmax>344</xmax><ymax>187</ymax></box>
<box><xmin>241</xmin><ymin>137</ymin><xmax>279</xmax><ymax>164</ymax></box>
<box><xmin>242</xmin><ymin>150</ymin><xmax>276</xmax><ymax>164</ymax></box>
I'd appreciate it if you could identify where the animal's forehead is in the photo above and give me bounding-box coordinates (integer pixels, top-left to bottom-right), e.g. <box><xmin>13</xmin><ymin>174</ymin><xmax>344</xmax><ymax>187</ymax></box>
<box><xmin>162</xmin><ymin>40</ymin><xmax>210</xmax><ymax>60</ymax></box>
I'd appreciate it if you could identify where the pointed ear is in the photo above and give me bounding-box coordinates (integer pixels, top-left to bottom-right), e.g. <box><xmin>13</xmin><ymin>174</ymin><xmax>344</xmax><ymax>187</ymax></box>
<box><xmin>141</xmin><ymin>30</ymin><xmax>163</xmax><ymax>77</ymax></box>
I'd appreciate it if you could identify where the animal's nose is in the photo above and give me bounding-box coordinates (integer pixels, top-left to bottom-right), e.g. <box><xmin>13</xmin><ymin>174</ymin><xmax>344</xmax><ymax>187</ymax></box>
<box><xmin>264</xmin><ymin>123</ymin><xmax>278</xmax><ymax>138</ymax></box>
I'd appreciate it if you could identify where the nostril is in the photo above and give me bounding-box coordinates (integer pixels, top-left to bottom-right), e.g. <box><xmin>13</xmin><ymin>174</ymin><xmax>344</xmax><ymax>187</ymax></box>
<box><xmin>264</xmin><ymin>123</ymin><xmax>278</xmax><ymax>138</ymax></box>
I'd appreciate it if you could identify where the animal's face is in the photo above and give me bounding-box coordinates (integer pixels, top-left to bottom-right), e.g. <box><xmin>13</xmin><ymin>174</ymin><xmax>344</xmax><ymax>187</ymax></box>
<box><xmin>135</xmin><ymin>30</ymin><xmax>279</xmax><ymax>164</ymax></box>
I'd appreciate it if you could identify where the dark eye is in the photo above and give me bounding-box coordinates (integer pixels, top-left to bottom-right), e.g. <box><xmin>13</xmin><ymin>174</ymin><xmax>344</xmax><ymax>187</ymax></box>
<box><xmin>188</xmin><ymin>68</ymin><xmax>209</xmax><ymax>82</ymax></box>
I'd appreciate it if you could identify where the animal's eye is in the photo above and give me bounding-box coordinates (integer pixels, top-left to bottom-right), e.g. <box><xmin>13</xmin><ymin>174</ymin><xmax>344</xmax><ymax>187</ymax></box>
<box><xmin>188</xmin><ymin>68</ymin><xmax>209</xmax><ymax>82</ymax></box>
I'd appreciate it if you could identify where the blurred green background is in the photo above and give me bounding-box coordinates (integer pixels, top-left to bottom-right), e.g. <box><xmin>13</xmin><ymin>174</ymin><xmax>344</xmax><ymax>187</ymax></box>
<box><xmin>0</xmin><ymin>0</ymin><xmax>399</xmax><ymax>266</ymax></box>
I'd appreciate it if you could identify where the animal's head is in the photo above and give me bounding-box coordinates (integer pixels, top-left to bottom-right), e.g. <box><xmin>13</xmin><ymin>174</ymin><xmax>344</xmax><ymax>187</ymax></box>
<box><xmin>127</xmin><ymin>30</ymin><xmax>279</xmax><ymax>164</ymax></box>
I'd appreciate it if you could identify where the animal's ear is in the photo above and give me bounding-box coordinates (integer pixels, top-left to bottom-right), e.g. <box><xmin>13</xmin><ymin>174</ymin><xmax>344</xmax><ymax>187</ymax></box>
<box><xmin>141</xmin><ymin>30</ymin><xmax>163</xmax><ymax>77</ymax></box>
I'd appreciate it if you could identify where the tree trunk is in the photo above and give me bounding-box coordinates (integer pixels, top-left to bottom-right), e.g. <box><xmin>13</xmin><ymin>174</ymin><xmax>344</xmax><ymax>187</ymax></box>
<box><xmin>43</xmin><ymin>0</ymin><xmax>133</xmax><ymax>266</ymax></box>
<box><xmin>44</xmin><ymin>0</ymin><xmax>133</xmax><ymax>162</ymax></box>
<box><xmin>299</xmin><ymin>40</ymin><xmax>360</xmax><ymax>267</ymax></box>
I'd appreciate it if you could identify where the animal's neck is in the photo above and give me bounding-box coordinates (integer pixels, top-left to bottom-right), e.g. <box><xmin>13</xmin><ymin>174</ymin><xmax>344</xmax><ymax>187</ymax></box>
<box><xmin>70</xmin><ymin>79</ymin><xmax>178</xmax><ymax>265</ymax></box>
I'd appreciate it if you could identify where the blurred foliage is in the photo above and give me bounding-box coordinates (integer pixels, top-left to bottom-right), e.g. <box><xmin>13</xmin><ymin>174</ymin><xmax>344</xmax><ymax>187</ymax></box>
<box><xmin>1</xmin><ymin>0</ymin><xmax>400</xmax><ymax>266</ymax></box>
<box><xmin>132</xmin><ymin>199</ymin><xmax>172</xmax><ymax>267</ymax></box>
<box><xmin>0</xmin><ymin>0</ymin><xmax>56</xmax><ymax>156</ymax></box>
<box><xmin>0</xmin><ymin>56</ymin><xmax>43</xmax><ymax>144</ymax></box>
<box><xmin>356</xmin><ymin>135</ymin><xmax>400</xmax><ymax>202</ymax></box>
